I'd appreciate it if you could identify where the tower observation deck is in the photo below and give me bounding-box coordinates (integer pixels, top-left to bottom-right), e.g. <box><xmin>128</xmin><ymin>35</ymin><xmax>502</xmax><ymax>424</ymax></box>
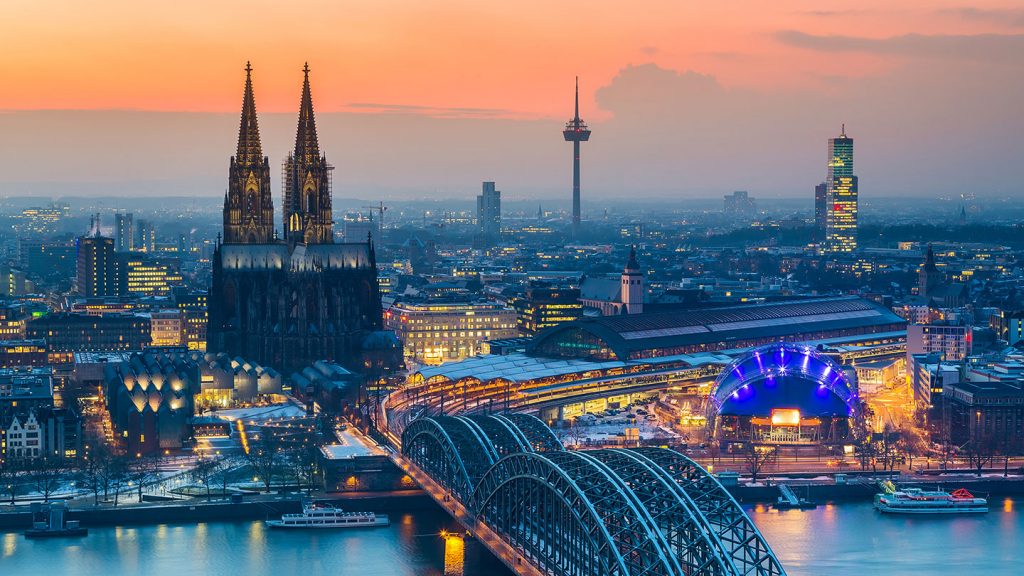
<box><xmin>563</xmin><ymin>77</ymin><xmax>591</xmax><ymax>238</ymax></box>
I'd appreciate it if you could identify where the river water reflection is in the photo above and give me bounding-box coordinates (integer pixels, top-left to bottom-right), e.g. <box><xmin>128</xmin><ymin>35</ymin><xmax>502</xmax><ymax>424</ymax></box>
<box><xmin>2</xmin><ymin>500</ymin><xmax>1020</xmax><ymax>575</ymax></box>
<box><xmin>748</xmin><ymin>498</ymin><xmax>1022</xmax><ymax>575</ymax></box>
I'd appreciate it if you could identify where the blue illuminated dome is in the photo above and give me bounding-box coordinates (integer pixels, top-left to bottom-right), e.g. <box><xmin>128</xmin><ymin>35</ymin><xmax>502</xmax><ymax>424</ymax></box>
<box><xmin>706</xmin><ymin>343</ymin><xmax>859</xmax><ymax>424</ymax></box>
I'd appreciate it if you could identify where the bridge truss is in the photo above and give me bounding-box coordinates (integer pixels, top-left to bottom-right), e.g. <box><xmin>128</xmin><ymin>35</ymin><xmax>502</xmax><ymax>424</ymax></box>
<box><xmin>400</xmin><ymin>413</ymin><xmax>785</xmax><ymax>576</ymax></box>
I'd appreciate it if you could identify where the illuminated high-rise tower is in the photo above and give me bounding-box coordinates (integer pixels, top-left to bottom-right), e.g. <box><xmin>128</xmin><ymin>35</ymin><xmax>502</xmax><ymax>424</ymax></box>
<box><xmin>824</xmin><ymin>125</ymin><xmax>858</xmax><ymax>253</ymax></box>
<box><xmin>563</xmin><ymin>77</ymin><xmax>591</xmax><ymax>237</ymax></box>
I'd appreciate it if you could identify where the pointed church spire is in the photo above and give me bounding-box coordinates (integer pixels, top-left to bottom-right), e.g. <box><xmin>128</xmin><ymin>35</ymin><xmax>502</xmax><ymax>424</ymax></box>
<box><xmin>294</xmin><ymin>62</ymin><xmax>320</xmax><ymax>164</ymax></box>
<box><xmin>236</xmin><ymin>61</ymin><xmax>264</xmax><ymax>166</ymax></box>
<box><xmin>924</xmin><ymin>244</ymin><xmax>937</xmax><ymax>272</ymax></box>
<box><xmin>625</xmin><ymin>244</ymin><xmax>640</xmax><ymax>272</ymax></box>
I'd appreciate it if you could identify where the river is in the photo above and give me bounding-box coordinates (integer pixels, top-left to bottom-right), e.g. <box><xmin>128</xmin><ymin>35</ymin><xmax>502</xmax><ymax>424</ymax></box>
<box><xmin>2</xmin><ymin>500</ymin><xmax>1021</xmax><ymax>575</ymax></box>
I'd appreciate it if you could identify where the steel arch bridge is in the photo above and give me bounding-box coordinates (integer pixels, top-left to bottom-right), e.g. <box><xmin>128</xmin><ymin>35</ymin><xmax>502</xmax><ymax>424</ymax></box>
<box><xmin>400</xmin><ymin>413</ymin><xmax>785</xmax><ymax>576</ymax></box>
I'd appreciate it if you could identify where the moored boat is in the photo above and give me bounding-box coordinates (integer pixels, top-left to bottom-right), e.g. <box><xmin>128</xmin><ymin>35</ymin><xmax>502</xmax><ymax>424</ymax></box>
<box><xmin>266</xmin><ymin>502</ymin><xmax>390</xmax><ymax>529</ymax></box>
<box><xmin>874</xmin><ymin>487</ymin><xmax>988</xmax><ymax>514</ymax></box>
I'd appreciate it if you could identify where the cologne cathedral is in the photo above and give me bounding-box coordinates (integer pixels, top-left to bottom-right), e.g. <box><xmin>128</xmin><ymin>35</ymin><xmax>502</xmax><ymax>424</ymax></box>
<box><xmin>209</xmin><ymin>63</ymin><xmax>401</xmax><ymax>375</ymax></box>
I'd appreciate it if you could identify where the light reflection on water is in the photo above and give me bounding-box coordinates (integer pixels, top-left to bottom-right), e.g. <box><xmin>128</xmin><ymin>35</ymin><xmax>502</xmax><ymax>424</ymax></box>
<box><xmin>0</xmin><ymin>508</ymin><xmax>505</xmax><ymax>576</ymax></box>
<box><xmin>748</xmin><ymin>499</ymin><xmax>1023</xmax><ymax>576</ymax></box>
<box><xmin>9</xmin><ymin>500</ymin><xmax>1016</xmax><ymax>576</ymax></box>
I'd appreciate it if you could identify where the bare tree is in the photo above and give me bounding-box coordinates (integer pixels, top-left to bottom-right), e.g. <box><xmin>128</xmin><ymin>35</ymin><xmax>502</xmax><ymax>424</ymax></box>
<box><xmin>108</xmin><ymin>456</ymin><xmax>130</xmax><ymax>506</ymax></box>
<box><xmin>244</xmin><ymin>432</ymin><xmax>283</xmax><ymax>493</ymax></box>
<box><xmin>76</xmin><ymin>447</ymin><xmax>105</xmax><ymax>506</ymax></box>
<box><xmin>215</xmin><ymin>456</ymin><xmax>237</xmax><ymax>496</ymax></box>
<box><xmin>898</xmin><ymin>425</ymin><xmax>929</xmax><ymax>472</ymax></box>
<box><xmin>127</xmin><ymin>454</ymin><xmax>162</xmax><ymax>503</ymax></box>
<box><xmin>191</xmin><ymin>457</ymin><xmax>220</xmax><ymax>499</ymax></box>
<box><xmin>0</xmin><ymin>459</ymin><xmax>24</xmax><ymax>505</ymax></box>
<box><xmin>27</xmin><ymin>457</ymin><xmax>68</xmax><ymax>502</ymax></box>
<box><xmin>743</xmin><ymin>444</ymin><xmax>777</xmax><ymax>484</ymax></box>
<box><xmin>964</xmin><ymin>433</ymin><xmax>998</xmax><ymax>477</ymax></box>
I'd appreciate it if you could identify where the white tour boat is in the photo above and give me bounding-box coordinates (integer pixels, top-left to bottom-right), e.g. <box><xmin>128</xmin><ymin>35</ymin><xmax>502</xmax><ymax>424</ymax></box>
<box><xmin>267</xmin><ymin>502</ymin><xmax>390</xmax><ymax>529</ymax></box>
<box><xmin>874</xmin><ymin>487</ymin><xmax>988</xmax><ymax>515</ymax></box>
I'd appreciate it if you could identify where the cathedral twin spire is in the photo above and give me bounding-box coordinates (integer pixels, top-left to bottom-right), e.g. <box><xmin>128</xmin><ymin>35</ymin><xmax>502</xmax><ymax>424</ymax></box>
<box><xmin>223</xmin><ymin>62</ymin><xmax>333</xmax><ymax>245</ymax></box>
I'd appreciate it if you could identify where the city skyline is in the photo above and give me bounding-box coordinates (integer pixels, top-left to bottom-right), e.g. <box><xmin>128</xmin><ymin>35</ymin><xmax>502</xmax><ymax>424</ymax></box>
<box><xmin>1</xmin><ymin>2</ymin><xmax>1023</xmax><ymax>199</ymax></box>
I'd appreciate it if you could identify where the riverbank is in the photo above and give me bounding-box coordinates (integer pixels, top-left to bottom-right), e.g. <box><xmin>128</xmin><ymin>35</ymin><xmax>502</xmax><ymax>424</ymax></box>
<box><xmin>0</xmin><ymin>489</ymin><xmax>432</xmax><ymax>531</ymax></box>
<box><xmin>729</xmin><ymin>475</ymin><xmax>1024</xmax><ymax>503</ymax></box>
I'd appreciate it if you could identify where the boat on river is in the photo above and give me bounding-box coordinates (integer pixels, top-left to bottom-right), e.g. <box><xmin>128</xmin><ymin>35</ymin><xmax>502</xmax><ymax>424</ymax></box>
<box><xmin>266</xmin><ymin>502</ymin><xmax>390</xmax><ymax>529</ymax></box>
<box><xmin>874</xmin><ymin>487</ymin><xmax>988</xmax><ymax>514</ymax></box>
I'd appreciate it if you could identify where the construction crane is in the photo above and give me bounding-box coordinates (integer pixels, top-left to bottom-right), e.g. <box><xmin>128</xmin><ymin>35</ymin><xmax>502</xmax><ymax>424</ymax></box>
<box><xmin>362</xmin><ymin>201</ymin><xmax>387</xmax><ymax>240</ymax></box>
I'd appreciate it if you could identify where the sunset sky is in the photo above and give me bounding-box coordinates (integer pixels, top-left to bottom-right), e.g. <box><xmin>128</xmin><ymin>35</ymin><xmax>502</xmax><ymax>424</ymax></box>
<box><xmin>2</xmin><ymin>1</ymin><xmax>1023</xmax><ymax>201</ymax></box>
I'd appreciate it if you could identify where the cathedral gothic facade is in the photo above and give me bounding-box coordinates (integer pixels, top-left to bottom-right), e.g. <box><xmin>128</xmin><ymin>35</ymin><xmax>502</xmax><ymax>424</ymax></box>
<box><xmin>209</xmin><ymin>63</ymin><xmax>400</xmax><ymax>375</ymax></box>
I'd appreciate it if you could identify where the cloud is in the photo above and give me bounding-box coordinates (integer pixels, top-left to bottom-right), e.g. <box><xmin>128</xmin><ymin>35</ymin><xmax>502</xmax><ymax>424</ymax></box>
<box><xmin>776</xmin><ymin>30</ymin><xmax>1024</xmax><ymax>64</ymax></box>
<box><xmin>942</xmin><ymin>7</ymin><xmax>1024</xmax><ymax>27</ymax></box>
<box><xmin>344</xmin><ymin>102</ymin><xmax>517</xmax><ymax>119</ymax></box>
<box><xmin>1</xmin><ymin>57</ymin><xmax>1023</xmax><ymax>201</ymax></box>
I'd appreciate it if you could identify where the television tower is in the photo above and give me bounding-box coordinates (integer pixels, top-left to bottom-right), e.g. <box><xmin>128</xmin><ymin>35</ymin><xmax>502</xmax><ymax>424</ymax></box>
<box><xmin>563</xmin><ymin>77</ymin><xmax>591</xmax><ymax>237</ymax></box>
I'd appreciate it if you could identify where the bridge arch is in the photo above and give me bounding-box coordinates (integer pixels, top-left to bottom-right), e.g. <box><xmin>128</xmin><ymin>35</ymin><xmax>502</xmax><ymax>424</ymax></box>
<box><xmin>401</xmin><ymin>416</ymin><xmax>496</xmax><ymax>500</ymax></box>
<box><xmin>586</xmin><ymin>449</ymin><xmax>737</xmax><ymax>574</ymax></box>
<box><xmin>468</xmin><ymin>451</ymin><xmax>632</xmax><ymax>576</ymax></box>
<box><xmin>635</xmin><ymin>448</ymin><xmax>786</xmax><ymax>576</ymax></box>
<box><xmin>502</xmin><ymin>412</ymin><xmax>564</xmax><ymax>452</ymax></box>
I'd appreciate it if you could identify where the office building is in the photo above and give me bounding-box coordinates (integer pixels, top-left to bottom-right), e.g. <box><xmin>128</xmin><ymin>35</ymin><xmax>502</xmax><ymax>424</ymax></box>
<box><xmin>942</xmin><ymin>380</ymin><xmax>1024</xmax><ymax>446</ymax></box>
<box><xmin>907</xmin><ymin>322</ymin><xmax>972</xmax><ymax>362</ymax></box>
<box><xmin>0</xmin><ymin>306</ymin><xmax>29</xmax><ymax>340</ymax></box>
<box><xmin>514</xmin><ymin>284</ymin><xmax>583</xmax><ymax>335</ymax></box>
<box><xmin>174</xmin><ymin>290</ymin><xmax>208</xmax><ymax>351</ymax></box>
<box><xmin>19</xmin><ymin>239</ymin><xmax>76</xmax><ymax>280</ymax></box>
<box><xmin>477</xmin><ymin>181</ymin><xmax>501</xmax><ymax>239</ymax></box>
<box><xmin>135</xmin><ymin>219</ymin><xmax>155</xmax><ymax>253</ymax></box>
<box><xmin>148</xmin><ymin>310</ymin><xmax>184</xmax><ymax>347</ymax></box>
<box><xmin>0</xmin><ymin>340</ymin><xmax>49</xmax><ymax>368</ymax></box>
<box><xmin>814</xmin><ymin>182</ymin><xmax>827</xmax><ymax>239</ymax></box>
<box><xmin>0</xmin><ymin>265</ymin><xmax>34</xmax><ymax>296</ymax></box>
<box><xmin>385</xmin><ymin>301</ymin><xmax>518</xmax><ymax>365</ymax></box>
<box><xmin>723</xmin><ymin>191</ymin><xmax>755</xmax><ymax>216</ymax></box>
<box><xmin>75</xmin><ymin>231</ymin><xmax>121</xmax><ymax>297</ymax></box>
<box><xmin>115</xmin><ymin>212</ymin><xmax>134</xmax><ymax>252</ymax></box>
<box><xmin>124</xmin><ymin>257</ymin><xmax>184</xmax><ymax>296</ymax></box>
<box><xmin>824</xmin><ymin>125</ymin><xmax>858</xmax><ymax>253</ymax></box>
<box><xmin>26</xmin><ymin>313</ymin><xmax>151</xmax><ymax>355</ymax></box>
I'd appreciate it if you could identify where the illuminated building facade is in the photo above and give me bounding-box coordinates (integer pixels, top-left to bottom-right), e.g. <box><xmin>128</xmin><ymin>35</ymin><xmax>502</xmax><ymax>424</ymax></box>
<box><xmin>907</xmin><ymin>322</ymin><xmax>972</xmax><ymax>362</ymax></box>
<box><xmin>14</xmin><ymin>205</ymin><xmax>68</xmax><ymax>235</ymax></box>
<box><xmin>824</xmin><ymin>126</ymin><xmax>858</xmax><ymax>253</ymax></box>
<box><xmin>0</xmin><ymin>265</ymin><xmax>34</xmax><ymax>296</ymax></box>
<box><xmin>175</xmin><ymin>291</ymin><xmax>207</xmax><ymax>351</ymax></box>
<box><xmin>124</xmin><ymin>258</ymin><xmax>184</xmax><ymax>296</ymax></box>
<box><xmin>385</xmin><ymin>301</ymin><xmax>517</xmax><ymax>365</ymax></box>
<box><xmin>0</xmin><ymin>306</ymin><xmax>28</xmax><ymax>340</ymax></box>
<box><xmin>26</xmin><ymin>313</ymin><xmax>151</xmax><ymax>355</ymax></box>
<box><xmin>514</xmin><ymin>285</ymin><xmax>582</xmax><ymax>335</ymax></box>
<box><xmin>148</xmin><ymin>310</ymin><xmax>184</xmax><ymax>347</ymax></box>
<box><xmin>0</xmin><ymin>340</ymin><xmax>48</xmax><ymax>368</ymax></box>
<box><xmin>76</xmin><ymin>233</ymin><xmax>121</xmax><ymax>297</ymax></box>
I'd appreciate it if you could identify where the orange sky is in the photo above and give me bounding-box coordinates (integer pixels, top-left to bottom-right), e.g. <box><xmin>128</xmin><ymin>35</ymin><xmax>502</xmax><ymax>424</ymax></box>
<box><xmin>2</xmin><ymin>0</ymin><xmax>1020</xmax><ymax>118</ymax></box>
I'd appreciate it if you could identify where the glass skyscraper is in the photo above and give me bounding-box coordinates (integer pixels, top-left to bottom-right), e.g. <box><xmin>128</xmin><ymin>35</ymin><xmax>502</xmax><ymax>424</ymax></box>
<box><xmin>825</xmin><ymin>125</ymin><xmax>858</xmax><ymax>253</ymax></box>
